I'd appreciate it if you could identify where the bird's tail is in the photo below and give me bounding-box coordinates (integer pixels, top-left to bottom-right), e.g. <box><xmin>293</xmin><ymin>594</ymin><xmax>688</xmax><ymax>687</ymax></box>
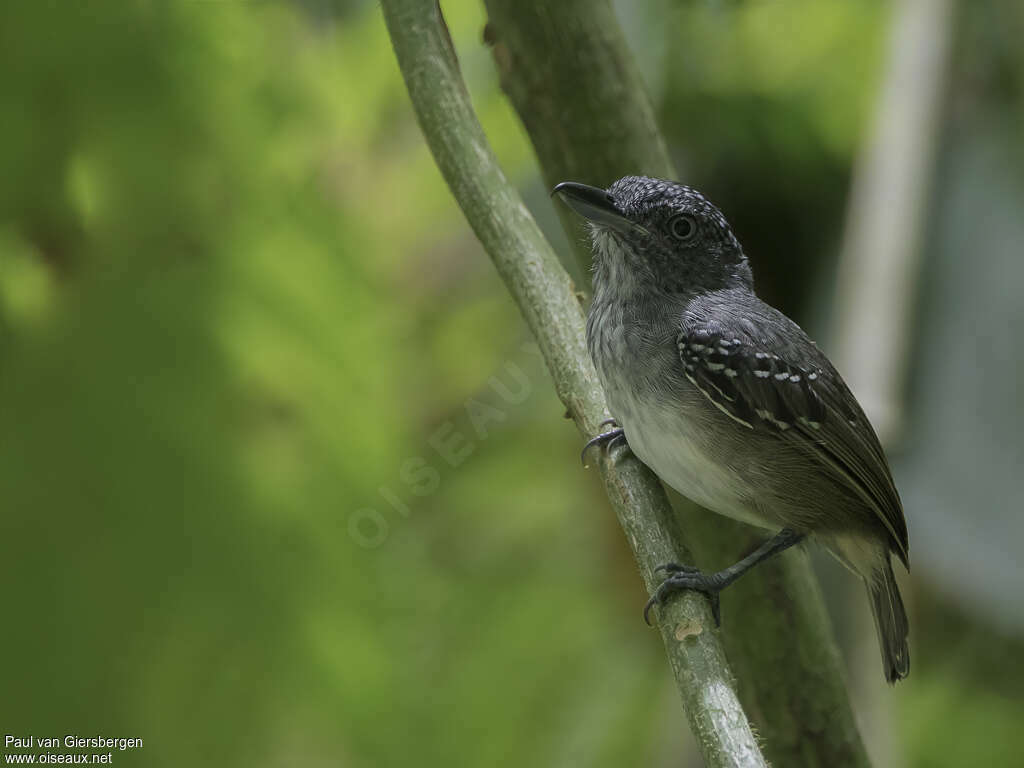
<box><xmin>866</xmin><ymin>560</ymin><xmax>910</xmax><ymax>683</ymax></box>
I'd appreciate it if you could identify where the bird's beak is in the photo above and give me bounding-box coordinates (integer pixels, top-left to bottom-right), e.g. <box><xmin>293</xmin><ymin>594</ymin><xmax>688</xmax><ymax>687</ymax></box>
<box><xmin>552</xmin><ymin>181</ymin><xmax>634</xmax><ymax>234</ymax></box>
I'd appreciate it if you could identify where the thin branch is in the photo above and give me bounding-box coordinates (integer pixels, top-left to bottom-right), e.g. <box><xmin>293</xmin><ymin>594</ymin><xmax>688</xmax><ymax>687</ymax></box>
<box><xmin>483</xmin><ymin>1</ymin><xmax>871</xmax><ymax>766</ymax></box>
<box><xmin>381</xmin><ymin>1</ymin><xmax>765</xmax><ymax>765</ymax></box>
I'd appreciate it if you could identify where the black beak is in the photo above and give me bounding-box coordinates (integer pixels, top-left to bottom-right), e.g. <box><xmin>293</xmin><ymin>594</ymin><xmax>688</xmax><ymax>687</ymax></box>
<box><xmin>552</xmin><ymin>181</ymin><xmax>634</xmax><ymax>233</ymax></box>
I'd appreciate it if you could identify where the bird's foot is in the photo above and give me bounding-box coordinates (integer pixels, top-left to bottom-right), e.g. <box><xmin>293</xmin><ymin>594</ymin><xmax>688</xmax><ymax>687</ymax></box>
<box><xmin>580</xmin><ymin>418</ymin><xmax>629</xmax><ymax>467</ymax></box>
<box><xmin>644</xmin><ymin>563</ymin><xmax>726</xmax><ymax>627</ymax></box>
<box><xmin>643</xmin><ymin>530</ymin><xmax>804</xmax><ymax>628</ymax></box>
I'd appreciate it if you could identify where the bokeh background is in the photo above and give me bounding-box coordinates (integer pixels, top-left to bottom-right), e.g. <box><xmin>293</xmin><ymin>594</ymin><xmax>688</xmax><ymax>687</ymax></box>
<box><xmin>2</xmin><ymin>0</ymin><xmax>1022</xmax><ymax>766</ymax></box>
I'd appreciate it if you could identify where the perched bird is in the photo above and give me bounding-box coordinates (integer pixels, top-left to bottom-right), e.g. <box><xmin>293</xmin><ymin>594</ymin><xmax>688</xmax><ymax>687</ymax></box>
<box><xmin>555</xmin><ymin>176</ymin><xmax>910</xmax><ymax>683</ymax></box>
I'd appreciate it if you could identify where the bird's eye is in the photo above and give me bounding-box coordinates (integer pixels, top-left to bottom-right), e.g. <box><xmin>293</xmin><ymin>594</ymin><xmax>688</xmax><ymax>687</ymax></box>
<box><xmin>669</xmin><ymin>214</ymin><xmax>697</xmax><ymax>241</ymax></box>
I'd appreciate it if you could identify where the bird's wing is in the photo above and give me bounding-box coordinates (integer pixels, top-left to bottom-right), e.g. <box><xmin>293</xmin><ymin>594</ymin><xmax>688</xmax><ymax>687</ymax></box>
<box><xmin>677</xmin><ymin>300</ymin><xmax>908</xmax><ymax>566</ymax></box>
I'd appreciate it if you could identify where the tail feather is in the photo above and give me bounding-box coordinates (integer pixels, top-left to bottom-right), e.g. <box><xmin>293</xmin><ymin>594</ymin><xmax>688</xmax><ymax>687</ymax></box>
<box><xmin>867</xmin><ymin>561</ymin><xmax>910</xmax><ymax>683</ymax></box>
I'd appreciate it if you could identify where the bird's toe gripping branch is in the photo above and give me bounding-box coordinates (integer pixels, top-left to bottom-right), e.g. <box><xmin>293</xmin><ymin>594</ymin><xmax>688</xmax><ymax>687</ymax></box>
<box><xmin>643</xmin><ymin>529</ymin><xmax>805</xmax><ymax>629</ymax></box>
<box><xmin>580</xmin><ymin>418</ymin><xmax>629</xmax><ymax>467</ymax></box>
<box><xmin>645</xmin><ymin>564</ymin><xmax>726</xmax><ymax>627</ymax></box>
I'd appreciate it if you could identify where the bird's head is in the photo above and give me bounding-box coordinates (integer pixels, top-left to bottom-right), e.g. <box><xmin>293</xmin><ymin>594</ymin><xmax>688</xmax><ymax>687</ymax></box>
<box><xmin>554</xmin><ymin>176</ymin><xmax>752</xmax><ymax>297</ymax></box>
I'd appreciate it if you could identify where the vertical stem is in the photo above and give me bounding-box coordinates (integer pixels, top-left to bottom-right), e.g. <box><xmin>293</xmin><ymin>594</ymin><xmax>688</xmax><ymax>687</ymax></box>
<box><xmin>833</xmin><ymin>0</ymin><xmax>954</xmax><ymax>444</ymax></box>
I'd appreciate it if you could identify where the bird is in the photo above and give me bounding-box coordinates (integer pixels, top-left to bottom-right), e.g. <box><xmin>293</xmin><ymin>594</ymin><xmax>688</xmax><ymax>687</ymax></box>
<box><xmin>554</xmin><ymin>176</ymin><xmax>910</xmax><ymax>683</ymax></box>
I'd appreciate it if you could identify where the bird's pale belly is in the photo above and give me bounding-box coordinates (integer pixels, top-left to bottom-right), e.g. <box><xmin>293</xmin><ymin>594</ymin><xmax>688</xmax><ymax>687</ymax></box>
<box><xmin>611</xmin><ymin>390</ymin><xmax>776</xmax><ymax>531</ymax></box>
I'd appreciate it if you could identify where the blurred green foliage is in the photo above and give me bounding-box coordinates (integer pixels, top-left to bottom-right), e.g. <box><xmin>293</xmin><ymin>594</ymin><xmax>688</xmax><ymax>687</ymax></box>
<box><xmin>1</xmin><ymin>1</ymin><xmax>1021</xmax><ymax>766</ymax></box>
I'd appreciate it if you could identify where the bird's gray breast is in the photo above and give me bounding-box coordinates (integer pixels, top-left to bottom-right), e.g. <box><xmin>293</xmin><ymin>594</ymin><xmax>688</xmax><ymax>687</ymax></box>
<box><xmin>586</xmin><ymin>297</ymin><xmax>769</xmax><ymax>528</ymax></box>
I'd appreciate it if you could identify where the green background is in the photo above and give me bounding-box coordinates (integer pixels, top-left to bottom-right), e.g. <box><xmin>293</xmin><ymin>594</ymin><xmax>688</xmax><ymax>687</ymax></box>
<box><xmin>1</xmin><ymin>1</ymin><xmax>1021</xmax><ymax>766</ymax></box>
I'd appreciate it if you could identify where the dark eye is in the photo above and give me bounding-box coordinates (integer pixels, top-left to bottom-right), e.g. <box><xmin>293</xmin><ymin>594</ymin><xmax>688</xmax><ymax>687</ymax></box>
<box><xmin>669</xmin><ymin>214</ymin><xmax>697</xmax><ymax>241</ymax></box>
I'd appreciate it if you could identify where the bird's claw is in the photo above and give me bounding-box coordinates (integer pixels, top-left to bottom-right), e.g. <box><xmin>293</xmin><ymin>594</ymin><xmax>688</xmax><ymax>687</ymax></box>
<box><xmin>643</xmin><ymin>564</ymin><xmax>724</xmax><ymax>627</ymax></box>
<box><xmin>580</xmin><ymin>419</ymin><xmax>629</xmax><ymax>467</ymax></box>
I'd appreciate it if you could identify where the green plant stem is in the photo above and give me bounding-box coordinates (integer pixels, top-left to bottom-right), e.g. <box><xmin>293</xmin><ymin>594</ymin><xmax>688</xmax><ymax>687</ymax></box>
<box><xmin>483</xmin><ymin>1</ymin><xmax>872</xmax><ymax>766</ymax></box>
<box><xmin>381</xmin><ymin>1</ymin><xmax>766</xmax><ymax>765</ymax></box>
